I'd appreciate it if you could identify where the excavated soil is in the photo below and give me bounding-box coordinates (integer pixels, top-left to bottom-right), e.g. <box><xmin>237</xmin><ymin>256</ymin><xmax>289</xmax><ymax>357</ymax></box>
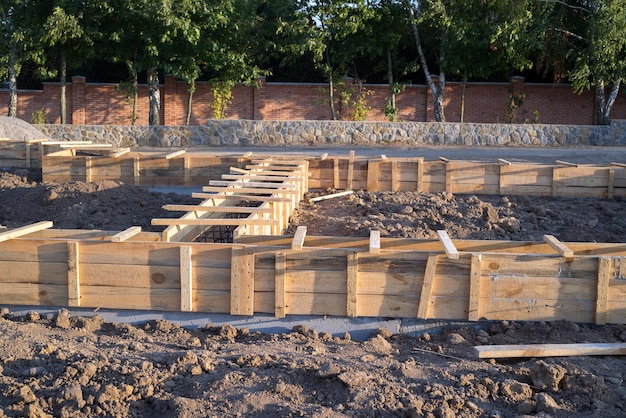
<box><xmin>1</xmin><ymin>169</ymin><xmax>626</xmax><ymax>418</ymax></box>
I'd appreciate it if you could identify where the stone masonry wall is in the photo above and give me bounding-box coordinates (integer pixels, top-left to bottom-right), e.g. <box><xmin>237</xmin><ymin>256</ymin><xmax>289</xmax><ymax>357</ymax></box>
<box><xmin>36</xmin><ymin>120</ymin><xmax>626</xmax><ymax>148</ymax></box>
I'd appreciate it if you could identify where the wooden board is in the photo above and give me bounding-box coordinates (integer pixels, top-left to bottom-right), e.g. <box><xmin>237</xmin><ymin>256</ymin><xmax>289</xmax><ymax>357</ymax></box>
<box><xmin>475</xmin><ymin>342</ymin><xmax>626</xmax><ymax>358</ymax></box>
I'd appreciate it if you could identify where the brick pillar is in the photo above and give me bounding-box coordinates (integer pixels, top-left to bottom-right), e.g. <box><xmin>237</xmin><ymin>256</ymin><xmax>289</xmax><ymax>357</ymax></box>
<box><xmin>71</xmin><ymin>76</ymin><xmax>86</xmax><ymax>125</ymax></box>
<box><xmin>253</xmin><ymin>76</ymin><xmax>266</xmax><ymax>120</ymax></box>
<box><xmin>163</xmin><ymin>74</ymin><xmax>178</xmax><ymax>125</ymax></box>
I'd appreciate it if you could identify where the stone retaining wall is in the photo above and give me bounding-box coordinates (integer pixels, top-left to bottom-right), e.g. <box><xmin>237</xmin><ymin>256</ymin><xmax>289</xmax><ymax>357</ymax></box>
<box><xmin>36</xmin><ymin>120</ymin><xmax>626</xmax><ymax>148</ymax></box>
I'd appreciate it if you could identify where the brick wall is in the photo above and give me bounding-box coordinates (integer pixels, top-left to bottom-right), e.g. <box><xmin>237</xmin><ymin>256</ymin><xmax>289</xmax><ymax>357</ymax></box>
<box><xmin>1</xmin><ymin>75</ymin><xmax>624</xmax><ymax>125</ymax></box>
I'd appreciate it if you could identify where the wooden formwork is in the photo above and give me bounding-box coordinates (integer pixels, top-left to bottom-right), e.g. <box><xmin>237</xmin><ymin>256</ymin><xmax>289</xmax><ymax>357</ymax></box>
<box><xmin>153</xmin><ymin>158</ymin><xmax>309</xmax><ymax>242</ymax></box>
<box><xmin>1</xmin><ymin>224</ymin><xmax>625</xmax><ymax>324</ymax></box>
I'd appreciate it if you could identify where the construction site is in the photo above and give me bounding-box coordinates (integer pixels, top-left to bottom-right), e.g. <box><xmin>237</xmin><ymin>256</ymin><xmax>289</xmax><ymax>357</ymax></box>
<box><xmin>1</xmin><ymin>125</ymin><xmax>626</xmax><ymax>417</ymax></box>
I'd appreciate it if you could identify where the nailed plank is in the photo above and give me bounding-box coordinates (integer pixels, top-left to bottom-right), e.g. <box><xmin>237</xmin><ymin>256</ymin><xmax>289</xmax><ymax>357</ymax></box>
<box><xmin>165</xmin><ymin>149</ymin><xmax>186</xmax><ymax>160</ymax></box>
<box><xmin>543</xmin><ymin>235</ymin><xmax>574</xmax><ymax>258</ymax></box>
<box><xmin>292</xmin><ymin>226</ymin><xmax>307</xmax><ymax>250</ymax></box>
<box><xmin>556</xmin><ymin>160</ymin><xmax>577</xmax><ymax>167</ymax></box>
<box><xmin>209</xmin><ymin>180</ymin><xmax>296</xmax><ymax>189</ymax></box>
<box><xmin>152</xmin><ymin>218</ymin><xmax>279</xmax><ymax>226</ymax></box>
<box><xmin>369</xmin><ymin>230</ymin><xmax>381</xmax><ymax>254</ymax></box>
<box><xmin>347</xmin><ymin>150</ymin><xmax>355</xmax><ymax>190</ymax></box>
<box><xmin>437</xmin><ymin>230</ymin><xmax>460</xmax><ymax>260</ymax></box>
<box><xmin>0</xmin><ymin>221</ymin><xmax>54</xmax><ymax>242</ymax></box>
<box><xmin>67</xmin><ymin>242</ymin><xmax>80</xmax><ymax>307</ymax></box>
<box><xmin>474</xmin><ymin>342</ymin><xmax>626</xmax><ymax>359</ymax></box>
<box><xmin>275</xmin><ymin>252</ymin><xmax>286</xmax><ymax>318</ymax></box>
<box><xmin>202</xmin><ymin>186</ymin><xmax>297</xmax><ymax>195</ymax></box>
<box><xmin>596</xmin><ymin>257</ymin><xmax>611</xmax><ymax>325</ymax></box>
<box><xmin>468</xmin><ymin>254</ymin><xmax>482</xmax><ymax>321</ymax></box>
<box><xmin>180</xmin><ymin>246</ymin><xmax>193</xmax><ymax>312</ymax></box>
<box><xmin>191</xmin><ymin>192</ymin><xmax>290</xmax><ymax>202</ymax></box>
<box><xmin>111</xmin><ymin>148</ymin><xmax>131</xmax><ymax>158</ymax></box>
<box><xmin>111</xmin><ymin>226</ymin><xmax>142</xmax><ymax>242</ymax></box>
<box><xmin>347</xmin><ymin>252</ymin><xmax>358</xmax><ymax>317</ymax></box>
<box><xmin>417</xmin><ymin>254</ymin><xmax>438</xmax><ymax>318</ymax></box>
<box><xmin>367</xmin><ymin>160</ymin><xmax>380</xmax><ymax>191</ymax></box>
<box><xmin>230</xmin><ymin>247</ymin><xmax>255</xmax><ymax>315</ymax></box>
<box><xmin>162</xmin><ymin>204</ymin><xmax>272</xmax><ymax>214</ymax></box>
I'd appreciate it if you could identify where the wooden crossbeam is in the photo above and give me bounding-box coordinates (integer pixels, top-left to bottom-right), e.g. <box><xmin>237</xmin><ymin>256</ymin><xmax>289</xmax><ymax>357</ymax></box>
<box><xmin>221</xmin><ymin>174</ymin><xmax>304</xmax><ymax>182</ymax></box>
<box><xmin>165</xmin><ymin>149</ymin><xmax>186</xmax><ymax>160</ymax></box>
<box><xmin>208</xmin><ymin>180</ymin><xmax>296</xmax><ymax>189</ymax></box>
<box><xmin>556</xmin><ymin>160</ymin><xmax>577</xmax><ymax>167</ymax></box>
<box><xmin>202</xmin><ymin>186</ymin><xmax>297</xmax><ymax>195</ymax></box>
<box><xmin>152</xmin><ymin>218</ymin><xmax>280</xmax><ymax>226</ymax></box>
<box><xmin>292</xmin><ymin>226</ymin><xmax>307</xmax><ymax>250</ymax></box>
<box><xmin>111</xmin><ymin>226</ymin><xmax>142</xmax><ymax>242</ymax></box>
<box><xmin>437</xmin><ymin>230</ymin><xmax>460</xmax><ymax>259</ymax></box>
<box><xmin>0</xmin><ymin>221</ymin><xmax>53</xmax><ymax>242</ymax></box>
<box><xmin>543</xmin><ymin>235</ymin><xmax>574</xmax><ymax>258</ymax></box>
<box><xmin>60</xmin><ymin>143</ymin><xmax>113</xmax><ymax>149</ymax></box>
<box><xmin>191</xmin><ymin>192</ymin><xmax>290</xmax><ymax>202</ymax></box>
<box><xmin>111</xmin><ymin>148</ymin><xmax>131</xmax><ymax>158</ymax></box>
<box><xmin>474</xmin><ymin>342</ymin><xmax>626</xmax><ymax>359</ymax></box>
<box><xmin>162</xmin><ymin>204</ymin><xmax>272</xmax><ymax>214</ymax></box>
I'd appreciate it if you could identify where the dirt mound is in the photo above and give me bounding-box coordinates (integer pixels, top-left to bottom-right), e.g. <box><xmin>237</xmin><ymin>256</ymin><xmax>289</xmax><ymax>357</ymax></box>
<box><xmin>290</xmin><ymin>189</ymin><xmax>626</xmax><ymax>243</ymax></box>
<box><xmin>0</xmin><ymin>170</ymin><xmax>195</xmax><ymax>232</ymax></box>
<box><xmin>1</xmin><ymin>309</ymin><xmax>626</xmax><ymax>417</ymax></box>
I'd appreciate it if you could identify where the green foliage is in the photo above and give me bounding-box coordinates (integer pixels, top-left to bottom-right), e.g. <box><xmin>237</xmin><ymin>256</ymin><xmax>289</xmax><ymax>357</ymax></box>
<box><xmin>30</xmin><ymin>108</ymin><xmax>47</xmax><ymax>124</ymax></box>
<box><xmin>211</xmin><ymin>80</ymin><xmax>235</xmax><ymax>119</ymax></box>
<box><xmin>336</xmin><ymin>80</ymin><xmax>373</xmax><ymax>121</ymax></box>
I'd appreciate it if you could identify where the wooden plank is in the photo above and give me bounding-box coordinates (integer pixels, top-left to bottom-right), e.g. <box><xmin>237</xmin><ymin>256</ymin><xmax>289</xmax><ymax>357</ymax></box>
<box><xmin>468</xmin><ymin>254</ymin><xmax>481</xmax><ymax>321</ymax></box>
<box><xmin>180</xmin><ymin>246</ymin><xmax>193</xmax><ymax>312</ymax></box>
<box><xmin>309</xmin><ymin>190</ymin><xmax>353</xmax><ymax>202</ymax></box>
<box><xmin>556</xmin><ymin>160</ymin><xmax>577</xmax><ymax>167</ymax></box>
<box><xmin>230</xmin><ymin>247</ymin><xmax>255</xmax><ymax>315</ymax></box>
<box><xmin>608</xmin><ymin>168</ymin><xmax>615</xmax><ymax>199</ymax></box>
<box><xmin>111</xmin><ymin>226</ymin><xmax>142</xmax><ymax>242</ymax></box>
<box><xmin>367</xmin><ymin>160</ymin><xmax>379</xmax><ymax>191</ymax></box>
<box><xmin>152</xmin><ymin>218</ymin><xmax>279</xmax><ymax>226</ymax></box>
<box><xmin>162</xmin><ymin>205</ymin><xmax>272</xmax><ymax>214</ymax></box>
<box><xmin>133</xmin><ymin>157</ymin><xmax>140</xmax><ymax>186</ymax></box>
<box><xmin>474</xmin><ymin>342</ymin><xmax>626</xmax><ymax>359</ymax></box>
<box><xmin>209</xmin><ymin>180</ymin><xmax>296</xmax><ymax>189</ymax></box>
<box><xmin>202</xmin><ymin>186</ymin><xmax>297</xmax><ymax>195</ymax></box>
<box><xmin>347</xmin><ymin>150</ymin><xmax>355</xmax><ymax>190</ymax></box>
<box><xmin>543</xmin><ymin>235</ymin><xmax>574</xmax><ymax>258</ymax></box>
<box><xmin>110</xmin><ymin>148</ymin><xmax>131</xmax><ymax>158</ymax></box>
<box><xmin>333</xmin><ymin>158</ymin><xmax>340</xmax><ymax>189</ymax></box>
<box><xmin>60</xmin><ymin>143</ymin><xmax>113</xmax><ymax>149</ymax></box>
<box><xmin>165</xmin><ymin>149</ymin><xmax>186</xmax><ymax>160</ymax></box>
<box><xmin>191</xmin><ymin>193</ymin><xmax>290</xmax><ymax>203</ymax></box>
<box><xmin>347</xmin><ymin>252</ymin><xmax>358</xmax><ymax>317</ymax></box>
<box><xmin>67</xmin><ymin>242</ymin><xmax>80</xmax><ymax>307</ymax></box>
<box><xmin>596</xmin><ymin>257</ymin><xmax>611</xmax><ymax>325</ymax></box>
<box><xmin>292</xmin><ymin>226</ymin><xmax>307</xmax><ymax>250</ymax></box>
<box><xmin>417</xmin><ymin>254</ymin><xmax>438</xmax><ymax>318</ymax></box>
<box><xmin>275</xmin><ymin>252</ymin><xmax>286</xmax><ymax>318</ymax></box>
<box><xmin>369</xmin><ymin>230</ymin><xmax>381</xmax><ymax>254</ymax></box>
<box><xmin>0</xmin><ymin>221</ymin><xmax>53</xmax><ymax>242</ymax></box>
<box><xmin>416</xmin><ymin>157</ymin><xmax>424</xmax><ymax>192</ymax></box>
<box><xmin>437</xmin><ymin>230</ymin><xmax>460</xmax><ymax>259</ymax></box>
<box><xmin>391</xmin><ymin>161</ymin><xmax>398</xmax><ymax>191</ymax></box>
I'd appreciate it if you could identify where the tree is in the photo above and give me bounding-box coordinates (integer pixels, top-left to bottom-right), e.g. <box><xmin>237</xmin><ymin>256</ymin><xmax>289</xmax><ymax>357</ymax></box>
<box><xmin>284</xmin><ymin>0</ymin><xmax>371</xmax><ymax>120</ymax></box>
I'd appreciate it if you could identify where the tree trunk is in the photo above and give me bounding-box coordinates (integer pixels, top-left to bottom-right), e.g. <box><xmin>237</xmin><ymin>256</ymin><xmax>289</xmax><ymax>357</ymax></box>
<box><xmin>596</xmin><ymin>80</ymin><xmax>621</xmax><ymax>125</ymax></box>
<box><xmin>386</xmin><ymin>46</ymin><xmax>396</xmax><ymax>121</ymax></box>
<box><xmin>405</xmin><ymin>2</ymin><xmax>445</xmax><ymax>122</ymax></box>
<box><xmin>186</xmin><ymin>79</ymin><xmax>196</xmax><ymax>125</ymax></box>
<box><xmin>7</xmin><ymin>45</ymin><xmax>17</xmax><ymax>117</ymax></box>
<box><xmin>60</xmin><ymin>47</ymin><xmax>67</xmax><ymax>124</ymax></box>
<box><xmin>148</xmin><ymin>67</ymin><xmax>160</xmax><ymax>126</ymax></box>
<box><xmin>325</xmin><ymin>48</ymin><xmax>337</xmax><ymax>120</ymax></box>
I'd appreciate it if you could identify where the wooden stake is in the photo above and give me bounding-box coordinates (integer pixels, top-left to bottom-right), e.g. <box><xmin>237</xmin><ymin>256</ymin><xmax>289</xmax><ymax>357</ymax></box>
<box><xmin>111</xmin><ymin>226</ymin><xmax>142</xmax><ymax>242</ymax></box>
<box><xmin>275</xmin><ymin>252</ymin><xmax>286</xmax><ymax>318</ymax></box>
<box><xmin>346</xmin><ymin>252</ymin><xmax>358</xmax><ymax>317</ymax></box>
<box><xmin>416</xmin><ymin>157</ymin><xmax>424</xmax><ymax>192</ymax></box>
<box><xmin>333</xmin><ymin>158</ymin><xmax>340</xmax><ymax>189</ymax></box>
<box><xmin>230</xmin><ymin>247</ymin><xmax>255</xmax><ymax>315</ymax></box>
<box><xmin>468</xmin><ymin>254</ymin><xmax>482</xmax><ymax>321</ymax></box>
<box><xmin>369</xmin><ymin>230</ymin><xmax>381</xmax><ymax>254</ymax></box>
<box><xmin>474</xmin><ymin>342</ymin><xmax>626</xmax><ymax>359</ymax></box>
<box><xmin>347</xmin><ymin>150</ymin><xmax>355</xmax><ymax>190</ymax></box>
<box><xmin>68</xmin><ymin>242</ymin><xmax>80</xmax><ymax>307</ymax></box>
<box><xmin>596</xmin><ymin>257</ymin><xmax>610</xmax><ymax>325</ymax></box>
<box><xmin>133</xmin><ymin>157</ymin><xmax>140</xmax><ymax>186</ymax></box>
<box><xmin>291</xmin><ymin>226</ymin><xmax>307</xmax><ymax>250</ymax></box>
<box><xmin>391</xmin><ymin>161</ymin><xmax>398</xmax><ymax>192</ymax></box>
<box><xmin>608</xmin><ymin>168</ymin><xmax>615</xmax><ymax>199</ymax></box>
<box><xmin>543</xmin><ymin>235</ymin><xmax>574</xmax><ymax>258</ymax></box>
<box><xmin>437</xmin><ymin>230</ymin><xmax>460</xmax><ymax>259</ymax></box>
<box><xmin>0</xmin><ymin>221</ymin><xmax>53</xmax><ymax>242</ymax></box>
<box><xmin>85</xmin><ymin>156</ymin><xmax>92</xmax><ymax>183</ymax></box>
<box><xmin>180</xmin><ymin>246</ymin><xmax>193</xmax><ymax>312</ymax></box>
<box><xmin>417</xmin><ymin>254</ymin><xmax>438</xmax><ymax>319</ymax></box>
<box><xmin>367</xmin><ymin>160</ymin><xmax>380</xmax><ymax>192</ymax></box>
